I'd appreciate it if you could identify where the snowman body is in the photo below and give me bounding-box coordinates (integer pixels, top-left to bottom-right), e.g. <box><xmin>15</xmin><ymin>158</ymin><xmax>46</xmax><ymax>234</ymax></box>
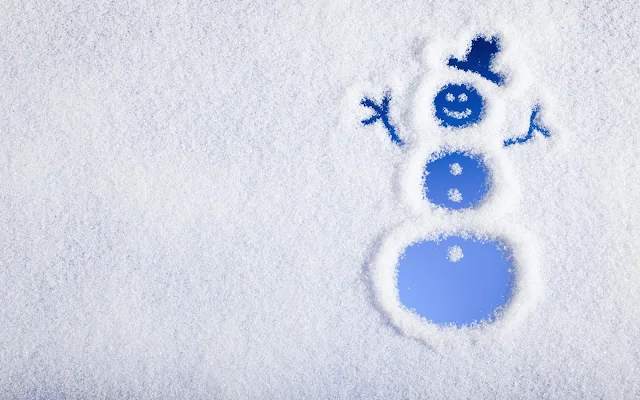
<box><xmin>369</xmin><ymin>38</ymin><xmax>543</xmax><ymax>340</ymax></box>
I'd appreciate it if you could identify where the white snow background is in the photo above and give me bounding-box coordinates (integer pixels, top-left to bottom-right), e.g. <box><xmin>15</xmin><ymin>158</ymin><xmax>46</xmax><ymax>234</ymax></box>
<box><xmin>1</xmin><ymin>1</ymin><xmax>639</xmax><ymax>398</ymax></box>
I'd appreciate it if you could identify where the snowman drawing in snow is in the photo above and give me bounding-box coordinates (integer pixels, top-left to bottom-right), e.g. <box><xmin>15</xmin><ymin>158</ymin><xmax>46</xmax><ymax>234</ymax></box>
<box><xmin>362</xmin><ymin>36</ymin><xmax>548</xmax><ymax>335</ymax></box>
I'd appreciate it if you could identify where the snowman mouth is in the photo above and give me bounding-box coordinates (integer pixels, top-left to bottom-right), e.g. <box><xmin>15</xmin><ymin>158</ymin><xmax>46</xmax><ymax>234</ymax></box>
<box><xmin>443</xmin><ymin>107</ymin><xmax>472</xmax><ymax>119</ymax></box>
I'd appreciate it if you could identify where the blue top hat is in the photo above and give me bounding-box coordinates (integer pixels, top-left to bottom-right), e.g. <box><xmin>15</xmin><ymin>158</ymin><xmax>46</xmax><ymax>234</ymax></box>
<box><xmin>448</xmin><ymin>36</ymin><xmax>505</xmax><ymax>86</ymax></box>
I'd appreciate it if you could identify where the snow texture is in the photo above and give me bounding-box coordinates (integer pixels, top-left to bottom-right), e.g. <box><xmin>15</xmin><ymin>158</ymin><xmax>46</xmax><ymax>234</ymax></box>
<box><xmin>447</xmin><ymin>245</ymin><xmax>464</xmax><ymax>262</ymax></box>
<box><xmin>1</xmin><ymin>1</ymin><xmax>640</xmax><ymax>398</ymax></box>
<box><xmin>450</xmin><ymin>162</ymin><xmax>463</xmax><ymax>175</ymax></box>
<box><xmin>447</xmin><ymin>188</ymin><xmax>463</xmax><ymax>202</ymax></box>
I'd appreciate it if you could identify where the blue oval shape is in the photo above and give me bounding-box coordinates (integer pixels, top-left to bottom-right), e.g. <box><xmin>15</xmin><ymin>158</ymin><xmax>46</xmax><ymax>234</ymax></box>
<box><xmin>434</xmin><ymin>83</ymin><xmax>485</xmax><ymax>128</ymax></box>
<box><xmin>397</xmin><ymin>236</ymin><xmax>515</xmax><ymax>327</ymax></box>
<box><xmin>424</xmin><ymin>151</ymin><xmax>490</xmax><ymax>210</ymax></box>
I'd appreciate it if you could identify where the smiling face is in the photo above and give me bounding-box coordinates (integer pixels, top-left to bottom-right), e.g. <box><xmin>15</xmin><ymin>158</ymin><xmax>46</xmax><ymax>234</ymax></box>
<box><xmin>434</xmin><ymin>83</ymin><xmax>484</xmax><ymax>128</ymax></box>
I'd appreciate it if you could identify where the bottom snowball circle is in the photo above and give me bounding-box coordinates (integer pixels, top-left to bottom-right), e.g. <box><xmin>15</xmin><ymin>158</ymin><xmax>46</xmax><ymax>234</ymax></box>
<box><xmin>396</xmin><ymin>235</ymin><xmax>514</xmax><ymax>327</ymax></box>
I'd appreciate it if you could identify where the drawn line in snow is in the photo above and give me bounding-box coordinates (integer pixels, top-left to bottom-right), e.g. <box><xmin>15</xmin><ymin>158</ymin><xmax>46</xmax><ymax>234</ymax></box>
<box><xmin>504</xmin><ymin>105</ymin><xmax>551</xmax><ymax>146</ymax></box>
<box><xmin>360</xmin><ymin>91</ymin><xmax>403</xmax><ymax>146</ymax></box>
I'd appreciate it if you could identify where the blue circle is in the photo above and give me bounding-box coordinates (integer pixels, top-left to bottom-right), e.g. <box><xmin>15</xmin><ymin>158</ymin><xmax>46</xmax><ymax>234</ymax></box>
<box><xmin>434</xmin><ymin>83</ymin><xmax>484</xmax><ymax>127</ymax></box>
<box><xmin>397</xmin><ymin>236</ymin><xmax>515</xmax><ymax>327</ymax></box>
<box><xmin>424</xmin><ymin>151</ymin><xmax>490</xmax><ymax>210</ymax></box>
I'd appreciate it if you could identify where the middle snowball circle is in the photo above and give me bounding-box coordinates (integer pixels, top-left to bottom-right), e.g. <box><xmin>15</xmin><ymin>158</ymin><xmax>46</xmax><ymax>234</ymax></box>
<box><xmin>423</xmin><ymin>151</ymin><xmax>491</xmax><ymax>210</ymax></box>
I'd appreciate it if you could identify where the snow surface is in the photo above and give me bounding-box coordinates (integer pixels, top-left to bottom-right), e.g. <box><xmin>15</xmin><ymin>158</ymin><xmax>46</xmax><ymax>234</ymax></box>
<box><xmin>447</xmin><ymin>245</ymin><xmax>464</xmax><ymax>263</ymax></box>
<box><xmin>447</xmin><ymin>188</ymin><xmax>463</xmax><ymax>203</ymax></box>
<box><xmin>1</xmin><ymin>1</ymin><xmax>640</xmax><ymax>398</ymax></box>
<box><xmin>450</xmin><ymin>162</ymin><xmax>463</xmax><ymax>175</ymax></box>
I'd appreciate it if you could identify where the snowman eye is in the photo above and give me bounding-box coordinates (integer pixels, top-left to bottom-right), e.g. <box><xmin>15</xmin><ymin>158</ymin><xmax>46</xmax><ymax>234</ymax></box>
<box><xmin>458</xmin><ymin>93</ymin><xmax>468</xmax><ymax>102</ymax></box>
<box><xmin>446</xmin><ymin>93</ymin><xmax>455</xmax><ymax>101</ymax></box>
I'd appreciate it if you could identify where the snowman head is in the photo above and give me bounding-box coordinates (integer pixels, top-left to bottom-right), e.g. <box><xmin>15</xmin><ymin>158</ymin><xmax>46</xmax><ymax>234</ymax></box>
<box><xmin>434</xmin><ymin>83</ymin><xmax>485</xmax><ymax>128</ymax></box>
